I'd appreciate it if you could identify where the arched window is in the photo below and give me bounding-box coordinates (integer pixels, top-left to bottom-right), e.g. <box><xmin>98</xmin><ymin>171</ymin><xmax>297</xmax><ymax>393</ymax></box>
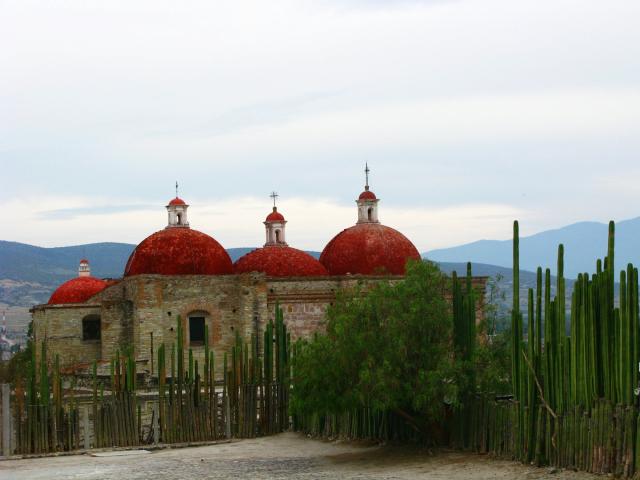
<box><xmin>275</xmin><ymin>229</ymin><xmax>281</xmax><ymax>242</ymax></box>
<box><xmin>177</xmin><ymin>212</ymin><xmax>182</xmax><ymax>225</ymax></box>
<box><xmin>367</xmin><ymin>207</ymin><xmax>373</xmax><ymax>221</ymax></box>
<box><xmin>82</xmin><ymin>314</ymin><xmax>101</xmax><ymax>341</ymax></box>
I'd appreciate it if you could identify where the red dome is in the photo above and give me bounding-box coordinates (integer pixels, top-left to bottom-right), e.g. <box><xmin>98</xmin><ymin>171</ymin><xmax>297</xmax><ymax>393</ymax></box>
<box><xmin>124</xmin><ymin>228</ymin><xmax>232</xmax><ymax>276</ymax></box>
<box><xmin>48</xmin><ymin>277</ymin><xmax>108</xmax><ymax>305</ymax></box>
<box><xmin>234</xmin><ymin>246</ymin><xmax>328</xmax><ymax>277</ymax></box>
<box><xmin>359</xmin><ymin>190</ymin><xmax>377</xmax><ymax>200</ymax></box>
<box><xmin>266</xmin><ymin>207</ymin><xmax>285</xmax><ymax>222</ymax></box>
<box><xmin>169</xmin><ymin>197</ymin><xmax>186</xmax><ymax>206</ymax></box>
<box><xmin>320</xmin><ymin>223</ymin><xmax>421</xmax><ymax>275</ymax></box>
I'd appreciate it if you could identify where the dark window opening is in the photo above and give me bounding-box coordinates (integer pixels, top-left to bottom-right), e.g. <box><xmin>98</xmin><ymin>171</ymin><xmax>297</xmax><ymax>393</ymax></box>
<box><xmin>177</xmin><ymin>213</ymin><xmax>182</xmax><ymax>224</ymax></box>
<box><xmin>367</xmin><ymin>207</ymin><xmax>373</xmax><ymax>221</ymax></box>
<box><xmin>275</xmin><ymin>229</ymin><xmax>281</xmax><ymax>242</ymax></box>
<box><xmin>189</xmin><ymin>317</ymin><xmax>205</xmax><ymax>345</ymax></box>
<box><xmin>82</xmin><ymin>316</ymin><xmax>101</xmax><ymax>341</ymax></box>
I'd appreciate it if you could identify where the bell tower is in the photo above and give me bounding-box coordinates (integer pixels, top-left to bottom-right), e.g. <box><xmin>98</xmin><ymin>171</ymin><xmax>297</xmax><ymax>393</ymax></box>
<box><xmin>78</xmin><ymin>259</ymin><xmax>91</xmax><ymax>277</ymax></box>
<box><xmin>356</xmin><ymin>163</ymin><xmax>380</xmax><ymax>224</ymax></box>
<box><xmin>264</xmin><ymin>192</ymin><xmax>287</xmax><ymax>246</ymax></box>
<box><xmin>166</xmin><ymin>182</ymin><xmax>190</xmax><ymax>228</ymax></box>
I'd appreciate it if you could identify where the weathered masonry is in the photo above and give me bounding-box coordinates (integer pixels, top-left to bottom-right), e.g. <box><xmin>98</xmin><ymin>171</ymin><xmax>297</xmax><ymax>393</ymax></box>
<box><xmin>31</xmin><ymin>172</ymin><xmax>488</xmax><ymax>375</ymax></box>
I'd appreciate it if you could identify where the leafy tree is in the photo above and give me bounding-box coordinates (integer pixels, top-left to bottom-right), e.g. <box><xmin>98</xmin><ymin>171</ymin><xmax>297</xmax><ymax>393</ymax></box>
<box><xmin>291</xmin><ymin>260</ymin><xmax>466</xmax><ymax>434</ymax></box>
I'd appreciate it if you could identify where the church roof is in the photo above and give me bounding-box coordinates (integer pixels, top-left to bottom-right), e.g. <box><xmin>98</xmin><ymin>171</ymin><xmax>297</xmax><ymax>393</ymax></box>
<box><xmin>234</xmin><ymin>246</ymin><xmax>328</xmax><ymax>277</ymax></box>
<box><xmin>124</xmin><ymin>228</ymin><xmax>232</xmax><ymax>276</ymax></box>
<box><xmin>168</xmin><ymin>197</ymin><xmax>186</xmax><ymax>206</ymax></box>
<box><xmin>320</xmin><ymin>223</ymin><xmax>420</xmax><ymax>275</ymax></box>
<box><xmin>358</xmin><ymin>190</ymin><xmax>377</xmax><ymax>200</ymax></box>
<box><xmin>265</xmin><ymin>207</ymin><xmax>285</xmax><ymax>222</ymax></box>
<box><xmin>48</xmin><ymin>276</ymin><xmax>108</xmax><ymax>305</ymax></box>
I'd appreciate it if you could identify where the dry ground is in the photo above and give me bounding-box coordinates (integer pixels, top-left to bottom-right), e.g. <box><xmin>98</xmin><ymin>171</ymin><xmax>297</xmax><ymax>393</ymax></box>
<box><xmin>0</xmin><ymin>432</ymin><xmax>599</xmax><ymax>480</ymax></box>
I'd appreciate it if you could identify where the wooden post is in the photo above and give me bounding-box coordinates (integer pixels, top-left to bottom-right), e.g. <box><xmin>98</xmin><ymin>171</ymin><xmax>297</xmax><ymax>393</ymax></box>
<box><xmin>153</xmin><ymin>401</ymin><xmax>159</xmax><ymax>445</ymax></box>
<box><xmin>82</xmin><ymin>406</ymin><xmax>91</xmax><ymax>450</ymax></box>
<box><xmin>225</xmin><ymin>394</ymin><xmax>231</xmax><ymax>439</ymax></box>
<box><xmin>2</xmin><ymin>384</ymin><xmax>11</xmax><ymax>457</ymax></box>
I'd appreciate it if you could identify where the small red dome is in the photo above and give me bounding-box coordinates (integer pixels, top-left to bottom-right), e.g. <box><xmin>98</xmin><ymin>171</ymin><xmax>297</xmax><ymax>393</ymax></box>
<box><xmin>48</xmin><ymin>277</ymin><xmax>108</xmax><ymax>305</ymax></box>
<box><xmin>320</xmin><ymin>223</ymin><xmax>420</xmax><ymax>275</ymax></box>
<box><xmin>359</xmin><ymin>190</ymin><xmax>377</xmax><ymax>200</ymax></box>
<box><xmin>265</xmin><ymin>207</ymin><xmax>285</xmax><ymax>222</ymax></box>
<box><xmin>234</xmin><ymin>246</ymin><xmax>328</xmax><ymax>277</ymax></box>
<box><xmin>80</xmin><ymin>258</ymin><xmax>89</xmax><ymax>264</ymax></box>
<box><xmin>124</xmin><ymin>228</ymin><xmax>232</xmax><ymax>276</ymax></box>
<box><xmin>169</xmin><ymin>197</ymin><xmax>186</xmax><ymax>206</ymax></box>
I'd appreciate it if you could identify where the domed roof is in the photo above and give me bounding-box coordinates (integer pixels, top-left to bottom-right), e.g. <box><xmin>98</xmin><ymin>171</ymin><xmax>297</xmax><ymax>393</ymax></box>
<box><xmin>320</xmin><ymin>223</ymin><xmax>421</xmax><ymax>275</ymax></box>
<box><xmin>234</xmin><ymin>246</ymin><xmax>328</xmax><ymax>277</ymax></box>
<box><xmin>358</xmin><ymin>190</ymin><xmax>377</xmax><ymax>200</ymax></box>
<box><xmin>124</xmin><ymin>228</ymin><xmax>233</xmax><ymax>276</ymax></box>
<box><xmin>48</xmin><ymin>276</ymin><xmax>108</xmax><ymax>305</ymax></box>
<box><xmin>168</xmin><ymin>197</ymin><xmax>186</xmax><ymax>206</ymax></box>
<box><xmin>265</xmin><ymin>207</ymin><xmax>285</xmax><ymax>222</ymax></box>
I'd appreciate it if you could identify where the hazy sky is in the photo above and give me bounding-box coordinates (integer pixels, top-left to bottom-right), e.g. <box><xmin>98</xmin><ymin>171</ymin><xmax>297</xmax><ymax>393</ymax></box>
<box><xmin>2</xmin><ymin>0</ymin><xmax>640</xmax><ymax>252</ymax></box>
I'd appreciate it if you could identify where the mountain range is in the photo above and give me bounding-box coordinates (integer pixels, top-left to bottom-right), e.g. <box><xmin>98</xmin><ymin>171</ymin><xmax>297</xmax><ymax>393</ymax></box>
<box><xmin>425</xmin><ymin>217</ymin><xmax>640</xmax><ymax>279</ymax></box>
<box><xmin>2</xmin><ymin>217</ymin><xmax>636</xmax><ymax>334</ymax></box>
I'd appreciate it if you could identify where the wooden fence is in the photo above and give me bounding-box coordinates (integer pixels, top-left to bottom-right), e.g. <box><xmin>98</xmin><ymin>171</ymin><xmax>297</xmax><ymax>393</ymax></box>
<box><xmin>1</xmin><ymin>308</ymin><xmax>291</xmax><ymax>456</ymax></box>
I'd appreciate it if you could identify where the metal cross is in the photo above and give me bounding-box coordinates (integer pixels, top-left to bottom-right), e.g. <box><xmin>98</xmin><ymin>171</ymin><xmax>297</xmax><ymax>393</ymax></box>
<box><xmin>270</xmin><ymin>191</ymin><xmax>279</xmax><ymax>207</ymax></box>
<box><xmin>364</xmin><ymin>163</ymin><xmax>370</xmax><ymax>189</ymax></box>
<box><xmin>175</xmin><ymin>181</ymin><xmax>179</xmax><ymax>197</ymax></box>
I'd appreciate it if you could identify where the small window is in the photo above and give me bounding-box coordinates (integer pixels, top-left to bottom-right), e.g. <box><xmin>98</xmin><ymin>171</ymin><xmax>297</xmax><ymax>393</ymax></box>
<box><xmin>82</xmin><ymin>315</ymin><xmax>101</xmax><ymax>341</ymax></box>
<box><xmin>177</xmin><ymin>213</ymin><xmax>182</xmax><ymax>224</ymax></box>
<box><xmin>275</xmin><ymin>229</ymin><xmax>281</xmax><ymax>242</ymax></box>
<box><xmin>367</xmin><ymin>207</ymin><xmax>373</xmax><ymax>221</ymax></box>
<box><xmin>189</xmin><ymin>317</ymin><xmax>205</xmax><ymax>345</ymax></box>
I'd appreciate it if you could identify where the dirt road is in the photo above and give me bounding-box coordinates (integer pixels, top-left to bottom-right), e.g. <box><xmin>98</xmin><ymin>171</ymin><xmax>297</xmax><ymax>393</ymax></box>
<box><xmin>0</xmin><ymin>432</ymin><xmax>598</xmax><ymax>480</ymax></box>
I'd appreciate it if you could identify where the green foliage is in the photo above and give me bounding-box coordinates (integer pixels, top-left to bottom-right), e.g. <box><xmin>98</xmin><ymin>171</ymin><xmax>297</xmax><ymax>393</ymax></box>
<box><xmin>0</xmin><ymin>320</ymin><xmax>34</xmax><ymax>384</ymax></box>
<box><xmin>291</xmin><ymin>260</ymin><xmax>465</xmax><ymax>430</ymax></box>
<box><xmin>474</xmin><ymin>329</ymin><xmax>512</xmax><ymax>396</ymax></box>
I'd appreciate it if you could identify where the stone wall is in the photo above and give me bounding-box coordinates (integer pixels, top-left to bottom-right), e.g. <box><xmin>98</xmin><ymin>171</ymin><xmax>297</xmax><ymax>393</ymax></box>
<box><xmin>95</xmin><ymin>273</ymin><xmax>267</xmax><ymax>379</ymax></box>
<box><xmin>32</xmin><ymin>304</ymin><xmax>102</xmax><ymax>367</ymax></box>
<box><xmin>267</xmin><ymin>275</ymin><xmax>489</xmax><ymax>339</ymax></box>
<box><xmin>32</xmin><ymin>273</ymin><xmax>488</xmax><ymax>375</ymax></box>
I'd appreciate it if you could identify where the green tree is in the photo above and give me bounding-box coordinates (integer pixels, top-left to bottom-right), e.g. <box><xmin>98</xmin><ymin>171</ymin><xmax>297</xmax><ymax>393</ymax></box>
<box><xmin>291</xmin><ymin>260</ymin><xmax>465</xmax><ymax>435</ymax></box>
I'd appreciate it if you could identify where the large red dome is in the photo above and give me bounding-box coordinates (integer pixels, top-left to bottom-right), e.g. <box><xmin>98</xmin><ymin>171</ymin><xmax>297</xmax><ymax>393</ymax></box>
<box><xmin>234</xmin><ymin>246</ymin><xmax>328</xmax><ymax>277</ymax></box>
<box><xmin>320</xmin><ymin>223</ymin><xmax>421</xmax><ymax>275</ymax></box>
<box><xmin>124</xmin><ymin>228</ymin><xmax>233</xmax><ymax>276</ymax></box>
<box><xmin>48</xmin><ymin>277</ymin><xmax>108</xmax><ymax>305</ymax></box>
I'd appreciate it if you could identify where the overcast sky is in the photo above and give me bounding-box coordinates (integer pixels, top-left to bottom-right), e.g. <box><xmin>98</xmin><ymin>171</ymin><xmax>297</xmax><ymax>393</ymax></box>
<box><xmin>2</xmin><ymin>0</ymin><xmax>640</xmax><ymax>252</ymax></box>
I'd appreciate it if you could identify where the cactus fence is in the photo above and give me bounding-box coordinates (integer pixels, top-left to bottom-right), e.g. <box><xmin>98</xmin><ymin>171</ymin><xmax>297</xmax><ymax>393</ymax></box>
<box><xmin>4</xmin><ymin>305</ymin><xmax>291</xmax><ymax>455</ymax></box>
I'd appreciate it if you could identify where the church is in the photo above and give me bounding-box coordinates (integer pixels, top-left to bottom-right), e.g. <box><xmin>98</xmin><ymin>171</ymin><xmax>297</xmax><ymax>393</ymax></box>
<box><xmin>31</xmin><ymin>172</ymin><xmax>486</xmax><ymax>375</ymax></box>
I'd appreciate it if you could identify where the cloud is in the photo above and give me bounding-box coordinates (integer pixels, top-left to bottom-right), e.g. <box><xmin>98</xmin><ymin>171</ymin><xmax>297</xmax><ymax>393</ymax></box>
<box><xmin>39</xmin><ymin>204</ymin><xmax>157</xmax><ymax>220</ymax></box>
<box><xmin>2</xmin><ymin>194</ymin><xmax>523</xmax><ymax>252</ymax></box>
<box><xmin>1</xmin><ymin>0</ymin><xmax>640</xmax><ymax>249</ymax></box>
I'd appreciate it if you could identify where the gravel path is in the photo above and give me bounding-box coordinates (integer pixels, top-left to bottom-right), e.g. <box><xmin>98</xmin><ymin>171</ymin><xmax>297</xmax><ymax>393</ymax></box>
<box><xmin>0</xmin><ymin>432</ymin><xmax>599</xmax><ymax>480</ymax></box>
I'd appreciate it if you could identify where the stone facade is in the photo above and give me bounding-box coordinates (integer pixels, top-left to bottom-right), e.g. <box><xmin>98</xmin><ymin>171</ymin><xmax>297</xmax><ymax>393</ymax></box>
<box><xmin>32</xmin><ymin>274</ymin><xmax>488</xmax><ymax>377</ymax></box>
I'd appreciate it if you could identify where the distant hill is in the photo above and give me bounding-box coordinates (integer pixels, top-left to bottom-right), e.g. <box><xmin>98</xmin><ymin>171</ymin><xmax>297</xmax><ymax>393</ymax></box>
<box><xmin>0</xmin><ymin>241</ymin><xmax>321</xmax><ymax>307</ymax></box>
<box><xmin>425</xmin><ymin>217</ymin><xmax>640</xmax><ymax>279</ymax></box>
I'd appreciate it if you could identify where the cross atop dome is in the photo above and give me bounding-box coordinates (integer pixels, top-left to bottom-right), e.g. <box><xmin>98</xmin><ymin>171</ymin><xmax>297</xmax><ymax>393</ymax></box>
<box><xmin>357</xmin><ymin>164</ymin><xmax>379</xmax><ymax>224</ymax></box>
<box><xmin>166</xmin><ymin>183</ymin><xmax>190</xmax><ymax>228</ymax></box>
<box><xmin>364</xmin><ymin>163</ymin><xmax>370</xmax><ymax>191</ymax></box>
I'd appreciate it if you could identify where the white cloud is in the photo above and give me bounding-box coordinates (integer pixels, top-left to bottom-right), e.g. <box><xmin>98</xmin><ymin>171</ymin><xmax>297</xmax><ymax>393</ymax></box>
<box><xmin>1</xmin><ymin>0</ymin><xmax>640</xmax><ymax>249</ymax></box>
<box><xmin>2</xmin><ymin>194</ymin><xmax>522</xmax><ymax>252</ymax></box>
